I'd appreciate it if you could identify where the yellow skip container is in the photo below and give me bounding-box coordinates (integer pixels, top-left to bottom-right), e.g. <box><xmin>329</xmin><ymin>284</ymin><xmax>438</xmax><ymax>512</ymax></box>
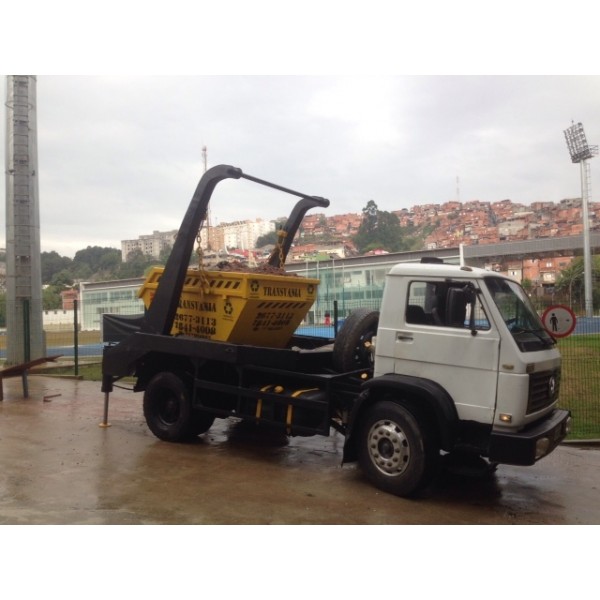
<box><xmin>139</xmin><ymin>267</ymin><xmax>320</xmax><ymax>348</ymax></box>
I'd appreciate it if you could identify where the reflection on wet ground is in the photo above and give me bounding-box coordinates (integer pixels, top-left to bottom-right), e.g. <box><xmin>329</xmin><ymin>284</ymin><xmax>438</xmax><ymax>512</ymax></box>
<box><xmin>1</xmin><ymin>376</ymin><xmax>598</xmax><ymax>524</ymax></box>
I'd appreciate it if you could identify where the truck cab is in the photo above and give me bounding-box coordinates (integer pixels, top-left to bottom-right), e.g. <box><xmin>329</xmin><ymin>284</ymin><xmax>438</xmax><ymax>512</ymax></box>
<box><xmin>366</xmin><ymin>260</ymin><xmax>568</xmax><ymax>469</ymax></box>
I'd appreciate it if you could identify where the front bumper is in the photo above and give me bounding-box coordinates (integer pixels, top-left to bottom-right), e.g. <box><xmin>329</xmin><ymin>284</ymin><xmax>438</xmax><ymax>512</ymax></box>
<box><xmin>488</xmin><ymin>409</ymin><xmax>571</xmax><ymax>466</ymax></box>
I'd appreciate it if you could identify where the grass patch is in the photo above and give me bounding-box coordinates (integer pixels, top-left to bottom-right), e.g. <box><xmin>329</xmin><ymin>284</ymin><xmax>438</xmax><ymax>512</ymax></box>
<box><xmin>558</xmin><ymin>334</ymin><xmax>600</xmax><ymax>440</ymax></box>
<box><xmin>35</xmin><ymin>363</ymin><xmax>104</xmax><ymax>381</ymax></box>
<box><xmin>0</xmin><ymin>330</ymin><xmax>101</xmax><ymax>351</ymax></box>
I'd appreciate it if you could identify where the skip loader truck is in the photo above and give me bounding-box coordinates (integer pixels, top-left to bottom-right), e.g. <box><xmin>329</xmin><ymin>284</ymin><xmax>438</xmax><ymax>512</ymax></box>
<box><xmin>101</xmin><ymin>165</ymin><xmax>571</xmax><ymax>498</ymax></box>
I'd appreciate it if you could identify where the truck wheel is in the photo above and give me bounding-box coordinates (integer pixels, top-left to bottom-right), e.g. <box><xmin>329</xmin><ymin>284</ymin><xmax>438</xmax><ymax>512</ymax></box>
<box><xmin>332</xmin><ymin>308</ymin><xmax>379</xmax><ymax>372</ymax></box>
<box><xmin>358</xmin><ymin>400</ymin><xmax>438</xmax><ymax>497</ymax></box>
<box><xmin>144</xmin><ymin>372</ymin><xmax>195</xmax><ymax>442</ymax></box>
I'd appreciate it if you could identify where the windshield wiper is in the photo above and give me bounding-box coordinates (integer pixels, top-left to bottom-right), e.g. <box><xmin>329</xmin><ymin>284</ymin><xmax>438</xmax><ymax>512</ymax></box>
<box><xmin>511</xmin><ymin>326</ymin><xmax>555</xmax><ymax>347</ymax></box>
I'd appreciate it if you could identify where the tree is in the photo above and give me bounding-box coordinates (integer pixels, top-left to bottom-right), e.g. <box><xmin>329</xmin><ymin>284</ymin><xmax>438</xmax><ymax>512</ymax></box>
<box><xmin>50</xmin><ymin>269</ymin><xmax>74</xmax><ymax>288</ymax></box>
<box><xmin>256</xmin><ymin>221</ymin><xmax>285</xmax><ymax>249</ymax></box>
<box><xmin>255</xmin><ymin>230</ymin><xmax>280</xmax><ymax>248</ymax></box>
<box><xmin>521</xmin><ymin>278</ymin><xmax>533</xmax><ymax>293</ymax></box>
<box><xmin>98</xmin><ymin>249</ymin><xmax>122</xmax><ymax>274</ymax></box>
<box><xmin>353</xmin><ymin>200</ymin><xmax>409</xmax><ymax>254</ymax></box>
<box><xmin>556</xmin><ymin>259</ymin><xmax>585</xmax><ymax>308</ymax></box>
<box><xmin>555</xmin><ymin>256</ymin><xmax>600</xmax><ymax>309</ymax></box>
<box><xmin>41</xmin><ymin>251</ymin><xmax>72</xmax><ymax>284</ymax></box>
<box><xmin>73</xmin><ymin>246</ymin><xmax>122</xmax><ymax>278</ymax></box>
<box><xmin>42</xmin><ymin>286</ymin><xmax>62</xmax><ymax>310</ymax></box>
<box><xmin>158</xmin><ymin>244</ymin><xmax>172</xmax><ymax>265</ymax></box>
<box><xmin>118</xmin><ymin>248</ymin><xmax>157</xmax><ymax>278</ymax></box>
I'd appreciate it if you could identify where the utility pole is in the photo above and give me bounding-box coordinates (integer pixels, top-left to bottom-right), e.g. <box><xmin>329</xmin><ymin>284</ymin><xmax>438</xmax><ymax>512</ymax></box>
<box><xmin>201</xmin><ymin>145</ymin><xmax>213</xmax><ymax>251</ymax></box>
<box><xmin>202</xmin><ymin>145</ymin><xmax>208</xmax><ymax>173</ymax></box>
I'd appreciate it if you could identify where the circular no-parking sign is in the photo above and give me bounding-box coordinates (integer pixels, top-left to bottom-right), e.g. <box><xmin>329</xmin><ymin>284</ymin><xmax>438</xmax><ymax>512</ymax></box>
<box><xmin>541</xmin><ymin>305</ymin><xmax>576</xmax><ymax>338</ymax></box>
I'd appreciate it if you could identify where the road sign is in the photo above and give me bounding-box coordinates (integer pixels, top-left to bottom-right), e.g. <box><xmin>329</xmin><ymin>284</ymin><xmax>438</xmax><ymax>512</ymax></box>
<box><xmin>541</xmin><ymin>305</ymin><xmax>576</xmax><ymax>338</ymax></box>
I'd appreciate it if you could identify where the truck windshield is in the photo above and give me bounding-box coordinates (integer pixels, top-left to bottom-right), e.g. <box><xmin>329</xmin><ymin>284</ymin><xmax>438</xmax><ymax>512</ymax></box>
<box><xmin>484</xmin><ymin>276</ymin><xmax>555</xmax><ymax>351</ymax></box>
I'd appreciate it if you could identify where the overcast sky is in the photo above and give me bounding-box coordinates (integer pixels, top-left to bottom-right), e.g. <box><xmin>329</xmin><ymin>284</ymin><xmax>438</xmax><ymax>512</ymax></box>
<box><xmin>3</xmin><ymin>75</ymin><xmax>600</xmax><ymax>258</ymax></box>
<box><xmin>3</xmin><ymin>3</ymin><xmax>600</xmax><ymax>258</ymax></box>
<box><xmin>2</xmin><ymin>0</ymin><xmax>597</xmax><ymax>580</ymax></box>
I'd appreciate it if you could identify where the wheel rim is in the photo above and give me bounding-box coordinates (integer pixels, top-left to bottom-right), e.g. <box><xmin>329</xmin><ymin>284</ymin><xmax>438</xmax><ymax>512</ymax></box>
<box><xmin>352</xmin><ymin>330</ymin><xmax>376</xmax><ymax>368</ymax></box>
<box><xmin>157</xmin><ymin>390</ymin><xmax>180</xmax><ymax>425</ymax></box>
<box><xmin>367</xmin><ymin>418</ymin><xmax>410</xmax><ymax>476</ymax></box>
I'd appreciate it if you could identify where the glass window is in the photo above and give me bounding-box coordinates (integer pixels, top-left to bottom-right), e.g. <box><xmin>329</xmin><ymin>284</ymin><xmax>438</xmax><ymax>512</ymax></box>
<box><xmin>485</xmin><ymin>276</ymin><xmax>555</xmax><ymax>351</ymax></box>
<box><xmin>406</xmin><ymin>280</ymin><xmax>490</xmax><ymax>330</ymax></box>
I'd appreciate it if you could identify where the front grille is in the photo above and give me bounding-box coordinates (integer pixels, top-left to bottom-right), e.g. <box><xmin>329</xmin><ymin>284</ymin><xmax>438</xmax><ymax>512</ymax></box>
<box><xmin>527</xmin><ymin>369</ymin><xmax>560</xmax><ymax>414</ymax></box>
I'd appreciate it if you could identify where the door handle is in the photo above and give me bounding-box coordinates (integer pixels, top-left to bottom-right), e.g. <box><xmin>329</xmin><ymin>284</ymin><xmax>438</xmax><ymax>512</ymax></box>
<box><xmin>396</xmin><ymin>333</ymin><xmax>413</xmax><ymax>342</ymax></box>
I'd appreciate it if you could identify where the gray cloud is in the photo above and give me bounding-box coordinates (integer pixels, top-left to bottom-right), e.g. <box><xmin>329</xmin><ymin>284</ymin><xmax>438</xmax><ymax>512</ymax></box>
<box><xmin>2</xmin><ymin>75</ymin><xmax>600</xmax><ymax>256</ymax></box>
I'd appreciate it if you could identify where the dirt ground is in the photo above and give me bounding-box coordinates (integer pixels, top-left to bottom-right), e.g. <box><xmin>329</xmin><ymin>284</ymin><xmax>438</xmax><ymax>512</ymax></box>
<box><xmin>1</xmin><ymin>374</ymin><xmax>599</xmax><ymax>525</ymax></box>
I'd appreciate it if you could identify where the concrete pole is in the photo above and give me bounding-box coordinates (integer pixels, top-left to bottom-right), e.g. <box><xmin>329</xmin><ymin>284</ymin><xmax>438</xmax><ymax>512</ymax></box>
<box><xmin>5</xmin><ymin>75</ymin><xmax>45</xmax><ymax>364</ymax></box>
<box><xmin>580</xmin><ymin>160</ymin><xmax>594</xmax><ymax>318</ymax></box>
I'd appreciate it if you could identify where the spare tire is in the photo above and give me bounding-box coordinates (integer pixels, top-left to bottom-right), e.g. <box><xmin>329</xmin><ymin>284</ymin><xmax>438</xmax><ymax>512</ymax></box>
<box><xmin>332</xmin><ymin>308</ymin><xmax>379</xmax><ymax>372</ymax></box>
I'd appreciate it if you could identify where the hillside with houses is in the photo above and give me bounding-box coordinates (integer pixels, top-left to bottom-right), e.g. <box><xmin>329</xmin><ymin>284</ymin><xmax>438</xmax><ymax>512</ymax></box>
<box><xmin>287</xmin><ymin>196</ymin><xmax>599</xmax><ymax>261</ymax></box>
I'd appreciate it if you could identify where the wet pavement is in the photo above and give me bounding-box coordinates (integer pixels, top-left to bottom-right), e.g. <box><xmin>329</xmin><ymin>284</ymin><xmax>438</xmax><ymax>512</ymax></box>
<box><xmin>1</xmin><ymin>374</ymin><xmax>599</xmax><ymax>525</ymax></box>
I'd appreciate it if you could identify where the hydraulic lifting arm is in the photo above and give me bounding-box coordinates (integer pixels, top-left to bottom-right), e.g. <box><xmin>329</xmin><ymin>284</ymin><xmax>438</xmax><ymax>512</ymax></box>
<box><xmin>143</xmin><ymin>166</ymin><xmax>330</xmax><ymax>336</ymax></box>
<box><xmin>142</xmin><ymin>165</ymin><xmax>243</xmax><ymax>336</ymax></box>
<box><xmin>101</xmin><ymin>165</ymin><xmax>329</xmax><ymax>396</ymax></box>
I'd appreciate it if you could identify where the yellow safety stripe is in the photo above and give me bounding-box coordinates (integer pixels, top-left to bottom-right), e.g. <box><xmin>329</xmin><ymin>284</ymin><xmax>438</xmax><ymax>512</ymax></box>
<box><xmin>291</xmin><ymin>388</ymin><xmax>319</xmax><ymax>397</ymax></box>
<box><xmin>257</xmin><ymin>384</ymin><xmax>274</xmax><ymax>419</ymax></box>
<box><xmin>287</xmin><ymin>388</ymin><xmax>319</xmax><ymax>432</ymax></box>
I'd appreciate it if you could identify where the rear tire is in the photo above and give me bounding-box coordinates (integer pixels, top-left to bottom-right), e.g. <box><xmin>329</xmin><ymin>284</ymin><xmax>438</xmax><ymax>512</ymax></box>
<box><xmin>192</xmin><ymin>411</ymin><xmax>216</xmax><ymax>435</ymax></box>
<box><xmin>358</xmin><ymin>400</ymin><xmax>438</xmax><ymax>497</ymax></box>
<box><xmin>143</xmin><ymin>372</ymin><xmax>195</xmax><ymax>442</ymax></box>
<box><xmin>332</xmin><ymin>308</ymin><xmax>379</xmax><ymax>372</ymax></box>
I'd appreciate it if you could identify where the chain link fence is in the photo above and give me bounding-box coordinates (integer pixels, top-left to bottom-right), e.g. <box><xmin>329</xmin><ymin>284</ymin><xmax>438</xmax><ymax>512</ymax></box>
<box><xmin>2</xmin><ymin>271</ymin><xmax>597</xmax><ymax>440</ymax></box>
<box><xmin>301</xmin><ymin>286</ymin><xmax>599</xmax><ymax>441</ymax></box>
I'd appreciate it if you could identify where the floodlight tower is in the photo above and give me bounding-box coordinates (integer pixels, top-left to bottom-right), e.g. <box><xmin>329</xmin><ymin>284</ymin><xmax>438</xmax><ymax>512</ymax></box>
<box><xmin>564</xmin><ymin>121</ymin><xmax>598</xmax><ymax>318</ymax></box>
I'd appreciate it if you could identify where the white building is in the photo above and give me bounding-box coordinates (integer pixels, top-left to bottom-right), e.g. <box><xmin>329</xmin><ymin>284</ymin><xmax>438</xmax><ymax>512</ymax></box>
<box><xmin>121</xmin><ymin>230</ymin><xmax>178</xmax><ymax>262</ymax></box>
<box><xmin>42</xmin><ymin>307</ymin><xmax>80</xmax><ymax>331</ymax></box>
<box><xmin>80</xmin><ymin>278</ymin><xmax>145</xmax><ymax>331</ymax></box>
<box><xmin>207</xmin><ymin>219</ymin><xmax>275</xmax><ymax>252</ymax></box>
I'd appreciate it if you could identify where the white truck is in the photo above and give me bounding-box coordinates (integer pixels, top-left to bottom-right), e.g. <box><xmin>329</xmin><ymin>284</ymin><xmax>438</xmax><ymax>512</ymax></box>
<box><xmin>101</xmin><ymin>165</ymin><xmax>571</xmax><ymax>497</ymax></box>
<box><xmin>346</xmin><ymin>259</ymin><xmax>570</xmax><ymax>495</ymax></box>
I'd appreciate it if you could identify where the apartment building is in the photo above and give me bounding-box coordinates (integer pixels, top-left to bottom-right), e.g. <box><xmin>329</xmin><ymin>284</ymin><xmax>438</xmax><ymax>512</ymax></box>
<box><xmin>121</xmin><ymin>230</ymin><xmax>178</xmax><ymax>262</ymax></box>
<box><xmin>204</xmin><ymin>219</ymin><xmax>276</xmax><ymax>252</ymax></box>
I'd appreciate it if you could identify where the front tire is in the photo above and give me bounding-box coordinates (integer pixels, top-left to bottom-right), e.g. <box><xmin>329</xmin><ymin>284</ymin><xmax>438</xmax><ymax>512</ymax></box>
<box><xmin>358</xmin><ymin>400</ymin><xmax>438</xmax><ymax>497</ymax></box>
<box><xmin>143</xmin><ymin>372</ymin><xmax>195</xmax><ymax>442</ymax></box>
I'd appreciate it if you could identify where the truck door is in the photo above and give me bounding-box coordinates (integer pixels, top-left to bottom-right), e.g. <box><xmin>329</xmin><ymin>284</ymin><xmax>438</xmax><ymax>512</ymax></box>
<box><xmin>394</xmin><ymin>279</ymin><xmax>501</xmax><ymax>425</ymax></box>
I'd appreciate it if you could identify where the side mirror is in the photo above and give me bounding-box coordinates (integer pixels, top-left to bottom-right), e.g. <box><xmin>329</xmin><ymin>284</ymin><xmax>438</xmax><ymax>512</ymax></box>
<box><xmin>446</xmin><ymin>284</ymin><xmax>478</xmax><ymax>333</ymax></box>
<box><xmin>446</xmin><ymin>288</ymin><xmax>468</xmax><ymax>327</ymax></box>
<box><xmin>462</xmin><ymin>284</ymin><xmax>479</xmax><ymax>335</ymax></box>
<box><xmin>462</xmin><ymin>284</ymin><xmax>476</xmax><ymax>304</ymax></box>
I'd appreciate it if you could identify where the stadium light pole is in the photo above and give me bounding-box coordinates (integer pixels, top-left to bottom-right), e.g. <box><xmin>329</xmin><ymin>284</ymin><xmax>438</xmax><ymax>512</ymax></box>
<box><xmin>563</xmin><ymin>121</ymin><xmax>597</xmax><ymax>318</ymax></box>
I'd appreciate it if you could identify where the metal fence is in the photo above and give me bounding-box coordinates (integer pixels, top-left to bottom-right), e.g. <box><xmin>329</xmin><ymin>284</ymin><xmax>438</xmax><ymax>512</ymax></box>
<box><xmin>2</xmin><ymin>289</ymin><xmax>597</xmax><ymax>440</ymax></box>
<box><xmin>300</xmin><ymin>294</ymin><xmax>600</xmax><ymax>441</ymax></box>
